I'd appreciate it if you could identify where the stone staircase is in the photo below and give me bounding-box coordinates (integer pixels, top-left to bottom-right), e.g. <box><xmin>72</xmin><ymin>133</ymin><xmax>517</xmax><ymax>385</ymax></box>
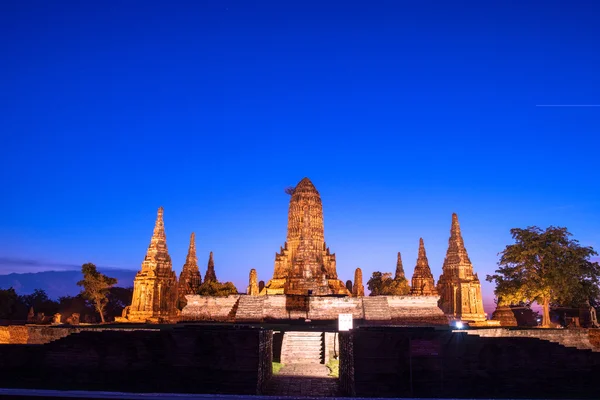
<box><xmin>362</xmin><ymin>297</ymin><xmax>391</xmax><ymax>322</ymax></box>
<box><xmin>280</xmin><ymin>331</ymin><xmax>324</xmax><ymax>364</ymax></box>
<box><xmin>465</xmin><ymin>328</ymin><xmax>599</xmax><ymax>352</ymax></box>
<box><xmin>235</xmin><ymin>296</ymin><xmax>265</xmax><ymax>322</ymax></box>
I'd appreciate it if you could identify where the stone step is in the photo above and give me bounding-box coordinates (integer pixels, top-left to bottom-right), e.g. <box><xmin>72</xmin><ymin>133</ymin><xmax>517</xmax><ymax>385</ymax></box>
<box><xmin>280</xmin><ymin>331</ymin><xmax>325</xmax><ymax>365</ymax></box>
<box><xmin>362</xmin><ymin>297</ymin><xmax>392</xmax><ymax>321</ymax></box>
<box><xmin>234</xmin><ymin>296</ymin><xmax>265</xmax><ymax>322</ymax></box>
<box><xmin>284</xmin><ymin>332</ymin><xmax>324</xmax><ymax>336</ymax></box>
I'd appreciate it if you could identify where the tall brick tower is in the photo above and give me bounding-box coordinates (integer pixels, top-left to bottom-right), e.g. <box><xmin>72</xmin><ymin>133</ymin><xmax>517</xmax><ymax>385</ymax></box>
<box><xmin>410</xmin><ymin>238</ymin><xmax>437</xmax><ymax>296</ymax></box>
<box><xmin>177</xmin><ymin>232</ymin><xmax>201</xmax><ymax>308</ymax></box>
<box><xmin>437</xmin><ymin>213</ymin><xmax>486</xmax><ymax>322</ymax></box>
<box><xmin>125</xmin><ymin>207</ymin><xmax>179</xmax><ymax>323</ymax></box>
<box><xmin>261</xmin><ymin>177</ymin><xmax>349</xmax><ymax>295</ymax></box>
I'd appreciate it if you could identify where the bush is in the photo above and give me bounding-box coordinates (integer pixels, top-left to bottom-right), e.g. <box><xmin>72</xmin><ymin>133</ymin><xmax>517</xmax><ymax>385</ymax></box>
<box><xmin>197</xmin><ymin>281</ymin><xmax>239</xmax><ymax>296</ymax></box>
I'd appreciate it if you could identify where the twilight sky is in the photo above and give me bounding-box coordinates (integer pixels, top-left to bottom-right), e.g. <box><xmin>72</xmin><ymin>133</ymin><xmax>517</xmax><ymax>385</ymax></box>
<box><xmin>1</xmin><ymin>1</ymin><xmax>599</xmax><ymax>316</ymax></box>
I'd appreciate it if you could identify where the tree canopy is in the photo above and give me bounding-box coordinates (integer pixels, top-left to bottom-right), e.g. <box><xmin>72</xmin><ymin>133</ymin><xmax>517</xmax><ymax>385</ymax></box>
<box><xmin>367</xmin><ymin>271</ymin><xmax>410</xmax><ymax>296</ymax></box>
<box><xmin>77</xmin><ymin>263</ymin><xmax>118</xmax><ymax>323</ymax></box>
<box><xmin>486</xmin><ymin>226</ymin><xmax>600</xmax><ymax>327</ymax></box>
<box><xmin>196</xmin><ymin>280</ymin><xmax>238</xmax><ymax>296</ymax></box>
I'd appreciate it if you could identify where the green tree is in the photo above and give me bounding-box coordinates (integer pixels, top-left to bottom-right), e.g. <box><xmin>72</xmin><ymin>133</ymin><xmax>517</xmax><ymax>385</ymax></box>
<box><xmin>77</xmin><ymin>263</ymin><xmax>117</xmax><ymax>323</ymax></box>
<box><xmin>486</xmin><ymin>226</ymin><xmax>600</xmax><ymax>327</ymax></box>
<box><xmin>367</xmin><ymin>272</ymin><xmax>410</xmax><ymax>296</ymax></box>
<box><xmin>196</xmin><ymin>281</ymin><xmax>238</xmax><ymax>296</ymax></box>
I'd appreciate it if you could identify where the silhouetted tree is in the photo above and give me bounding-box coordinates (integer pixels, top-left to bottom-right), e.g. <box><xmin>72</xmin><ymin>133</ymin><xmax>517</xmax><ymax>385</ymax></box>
<box><xmin>20</xmin><ymin>289</ymin><xmax>59</xmax><ymax>316</ymax></box>
<box><xmin>77</xmin><ymin>263</ymin><xmax>117</xmax><ymax>323</ymax></box>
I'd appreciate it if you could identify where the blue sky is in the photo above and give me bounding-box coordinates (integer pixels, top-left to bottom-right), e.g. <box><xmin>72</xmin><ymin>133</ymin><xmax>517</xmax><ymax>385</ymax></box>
<box><xmin>1</xmin><ymin>1</ymin><xmax>599</xmax><ymax>315</ymax></box>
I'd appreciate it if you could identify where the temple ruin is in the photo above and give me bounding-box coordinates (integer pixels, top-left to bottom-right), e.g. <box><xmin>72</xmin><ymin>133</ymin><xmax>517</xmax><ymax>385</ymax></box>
<box><xmin>117</xmin><ymin>179</ymin><xmax>494</xmax><ymax>327</ymax></box>
<box><xmin>395</xmin><ymin>252</ymin><xmax>406</xmax><ymax>280</ymax></box>
<box><xmin>247</xmin><ymin>269</ymin><xmax>259</xmax><ymax>296</ymax></box>
<box><xmin>437</xmin><ymin>213</ymin><xmax>487</xmax><ymax>322</ymax></box>
<box><xmin>177</xmin><ymin>232</ymin><xmax>202</xmax><ymax>308</ymax></box>
<box><xmin>261</xmin><ymin>177</ymin><xmax>350</xmax><ymax>296</ymax></box>
<box><xmin>118</xmin><ymin>207</ymin><xmax>179</xmax><ymax>323</ymax></box>
<box><xmin>352</xmin><ymin>267</ymin><xmax>365</xmax><ymax>297</ymax></box>
<box><xmin>204</xmin><ymin>251</ymin><xmax>217</xmax><ymax>283</ymax></box>
<box><xmin>410</xmin><ymin>238</ymin><xmax>437</xmax><ymax>296</ymax></box>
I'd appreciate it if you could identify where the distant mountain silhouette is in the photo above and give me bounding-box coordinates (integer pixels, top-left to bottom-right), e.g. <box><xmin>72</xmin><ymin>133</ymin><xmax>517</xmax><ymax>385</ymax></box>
<box><xmin>0</xmin><ymin>269</ymin><xmax>137</xmax><ymax>300</ymax></box>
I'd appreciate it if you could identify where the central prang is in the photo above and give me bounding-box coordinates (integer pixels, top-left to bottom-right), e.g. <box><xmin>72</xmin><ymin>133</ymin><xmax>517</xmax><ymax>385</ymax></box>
<box><xmin>261</xmin><ymin>177</ymin><xmax>350</xmax><ymax>296</ymax></box>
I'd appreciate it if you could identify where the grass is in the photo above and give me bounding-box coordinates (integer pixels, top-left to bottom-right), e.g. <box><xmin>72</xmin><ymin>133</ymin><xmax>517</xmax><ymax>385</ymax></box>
<box><xmin>326</xmin><ymin>358</ymin><xmax>339</xmax><ymax>378</ymax></box>
<box><xmin>272</xmin><ymin>362</ymin><xmax>283</xmax><ymax>375</ymax></box>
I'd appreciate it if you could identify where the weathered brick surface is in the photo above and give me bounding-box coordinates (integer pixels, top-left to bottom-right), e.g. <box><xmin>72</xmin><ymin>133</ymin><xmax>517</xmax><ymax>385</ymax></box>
<box><xmin>183</xmin><ymin>294</ymin><xmax>448</xmax><ymax>325</ymax></box>
<box><xmin>180</xmin><ymin>295</ymin><xmax>240</xmax><ymax>321</ymax></box>
<box><xmin>589</xmin><ymin>329</ymin><xmax>600</xmax><ymax>349</ymax></box>
<box><xmin>437</xmin><ymin>213</ymin><xmax>486</xmax><ymax>322</ymax></box>
<box><xmin>262</xmin><ymin>178</ymin><xmax>350</xmax><ymax>296</ymax></box>
<box><xmin>0</xmin><ymin>326</ymin><xmax>272</xmax><ymax>395</ymax></box>
<box><xmin>340</xmin><ymin>327</ymin><xmax>600</xmax><ymax>399</ymax></box>
<box><xmin>124</xmin><ymin>207</ymin><xmax>179</xmax><ymax>323</ymax></box>
<box><xmin>324</xmin><ymin>331</ymin><xmax>339</xmax><ymax>361</ymax></box>
<box><xmin>281</xmin><ymin>331</ymin><xmax>324</xmax><ymax>364</ymax></box>
<box><xmin>0</xmin><ymin>326</ymin><xmax>161</xmax><ymax>345</ymax></box>
<box><xmin>466</xmin><ymin>327</ymin><xmax>600</xmax><ymax>352</ymax></box>
<box><xmin>338</xmin><ymin>332</ymin><xmax>355</xmax><ymax>397</ymax></box>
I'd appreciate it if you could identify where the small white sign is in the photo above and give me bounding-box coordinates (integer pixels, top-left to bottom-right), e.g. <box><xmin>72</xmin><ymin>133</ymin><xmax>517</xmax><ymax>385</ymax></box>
<box><xmin>338</xmin><ymin>313</ymin><xmax>353</xmax><ymax>331</ymax></box>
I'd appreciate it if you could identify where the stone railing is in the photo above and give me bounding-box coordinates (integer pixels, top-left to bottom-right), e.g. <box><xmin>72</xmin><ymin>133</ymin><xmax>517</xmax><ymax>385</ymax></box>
<box><xmin>338</xmin><ymin>327</ymin><xmax>600</xmax><ymax>399</ymax></box>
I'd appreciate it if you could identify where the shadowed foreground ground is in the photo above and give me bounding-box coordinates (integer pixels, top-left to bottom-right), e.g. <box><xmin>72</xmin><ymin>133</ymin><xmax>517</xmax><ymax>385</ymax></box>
<box><xmin>0</xmin><ymin>389</ymin><xmax>559</xmax><ymax>400</ymax></box>
<box><xmin>265</xmin><ymin>363</ymin><xmax>339</xmax><ymax>397</ymax></box>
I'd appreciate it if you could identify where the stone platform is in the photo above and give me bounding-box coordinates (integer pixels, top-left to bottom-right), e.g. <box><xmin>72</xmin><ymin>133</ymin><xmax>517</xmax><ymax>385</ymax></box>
<box><xmin>181</xmin><ymin>294</ymin><xmax>448</xmax><ymax>325</ymax></box>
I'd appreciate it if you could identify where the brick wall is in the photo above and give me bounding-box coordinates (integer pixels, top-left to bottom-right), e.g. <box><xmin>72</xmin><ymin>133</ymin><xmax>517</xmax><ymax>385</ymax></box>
<box><xmin>338</xmin><ymin>331</ymin><xmax>355</xmax><ymax>396</ymax></box>
<box><xmin>182</xmin><ymin>294</ymin><xmax>448</xmax><ymax>325</ymax></box>
<box><xmin>0</xmin><ymin>326</ymin><xmax>75</xmax><ymax>345</ymax></box>
<box><xmin>589</xmin><ymin>329</ymin><xmax>600</xmax><ymax>349</ymax></box>
<box><xmin>324</xmin><ymin>332</ymin><xmax>339</xmax><ymax>361</ymax></box>
<box><xmin>386</xmin><ymin>296</ymin><xmax>448</xmax><ymax>325</ymax></box>
<box><xmin>180</xmin><ymin>295</ymin><xmax>240</xmax><ymax>321</ymax></box>
<box><xmin>0</xmin><ymin>326</ymin><xmax>273</xmax><ymax>395</ymax></box>
<box><xmin>340</xmin><ymin>327</ymin><xmax>600</xmax><ymax>399</ymax></box>
<box><xmin>465</xmin><ymin>328</ymin><xmax>600</xmax><ymax>351</ymax></box>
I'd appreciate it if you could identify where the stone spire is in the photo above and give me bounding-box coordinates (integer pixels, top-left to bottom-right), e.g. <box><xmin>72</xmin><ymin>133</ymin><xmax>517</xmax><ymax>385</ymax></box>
<box><xmin>121</xmin><ymin>206</ymin><xmax>179</xmax><ymax>323</ymax></box>
<box><xmin>352</xmin><ymin>268</ymin><xmax>364</xmax><ymax>297</ymax></box>
<box><xmin>437</xmin><ymin>213</ymin><xmax>486</xmax><ymax>322</ymax></box>
<box><xmin>394</xmin><ymin>252</ymin><xmax>406</xmax><ymax>280</ymax></box>
<box><xmin>410</xmin><ymin>238</ymin><xmax>437</xmax><ymax>296</ymax></box>
<box><xmin>442</xmin><ymin>213</ymin><xmax>473</xmax><ymax>278</ymax></box>
<box><xmin>140</xmin><ymin>206</ymin><xmax>171</xmax><ymax>273</ymax></box>
<box><xmin>178</xmin><ymin>232</ymin><xmax>202</xmax><ymax>308</ymax></box>
<box><xmin>204</xmin><ymin>251</ymin><xmax>217</xmax><ymax>283</ymax></box>
<box><xmin>247</xmin><ymin>268</ymin><xmax>259</xmax><ymax>296</ymax></box>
